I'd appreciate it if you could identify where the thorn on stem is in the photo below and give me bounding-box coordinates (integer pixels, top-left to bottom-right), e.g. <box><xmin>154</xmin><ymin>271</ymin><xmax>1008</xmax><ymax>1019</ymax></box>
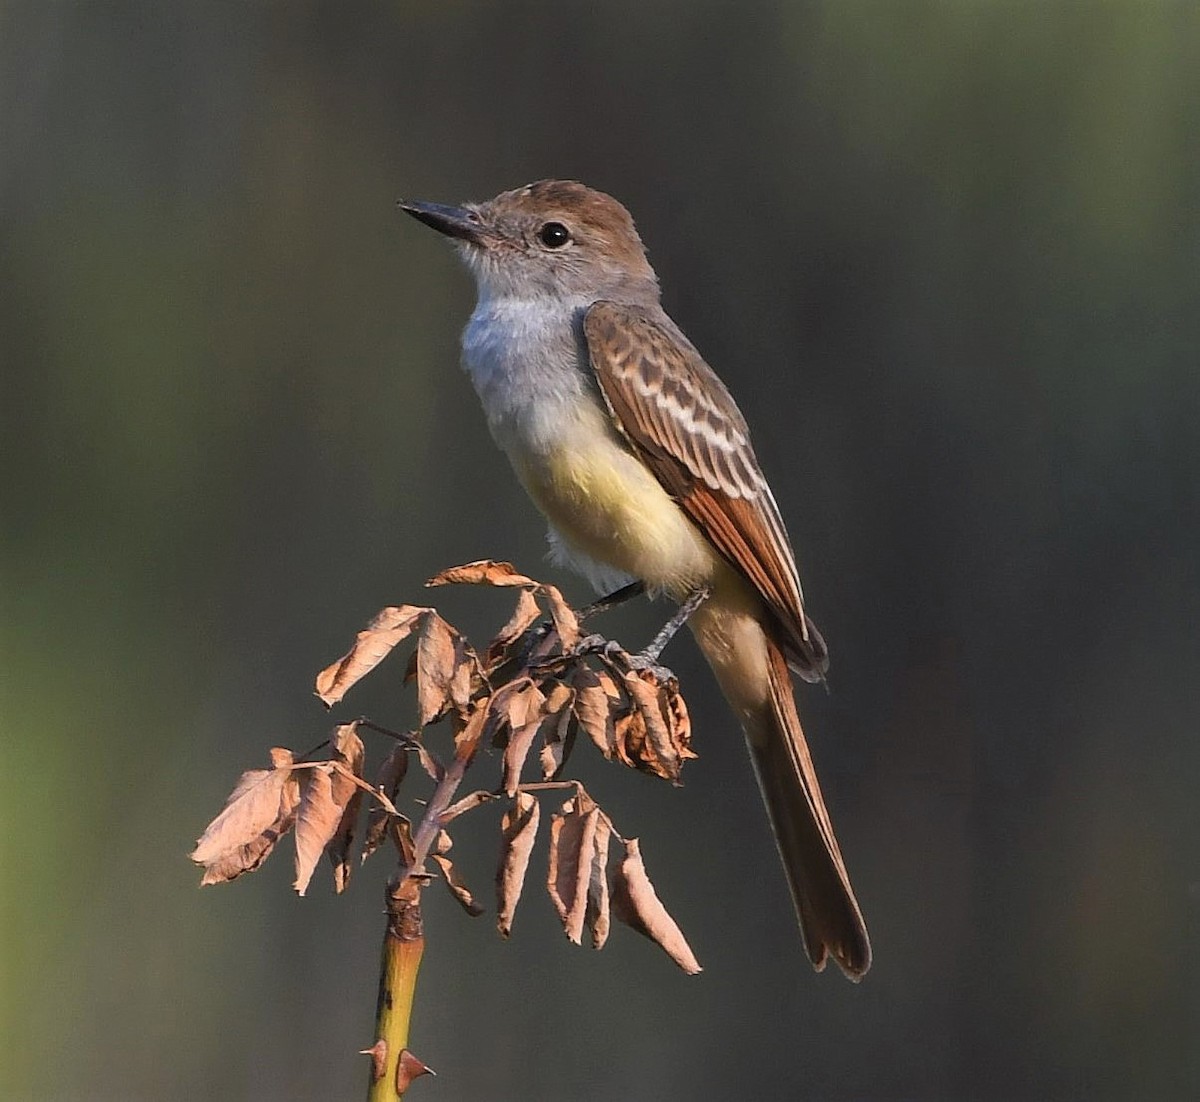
<box><xmin>360</xmin><ymin>1040</ymin><xmax>387</xmax><ymax>1082</ymax></box>
<box><xmin>396</xmin><ymin>1049</ymin><xmax>436</xmax><ymax>1092</ymax></box>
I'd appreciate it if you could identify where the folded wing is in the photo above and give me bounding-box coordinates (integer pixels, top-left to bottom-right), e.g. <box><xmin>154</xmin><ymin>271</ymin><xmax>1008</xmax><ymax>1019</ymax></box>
<box><xmin>583</xmin><ymin>301</ymin><xmax>828</xmax><ymax>680</ymax></box>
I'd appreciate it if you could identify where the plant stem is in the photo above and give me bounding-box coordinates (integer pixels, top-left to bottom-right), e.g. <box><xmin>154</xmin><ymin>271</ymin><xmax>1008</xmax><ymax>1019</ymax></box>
<box><xmin>404</xmin><ymin>711</ymin><xmax>485</xmax><ymax>876</ymax></box>
<box><xmin>366</xmin><ymin>878</ymin><xmax>426</xmax><ymax>1101</ymax></box>
<box><xmin>365</xmin><ymin>707</ymin><xmax>488</xmax><ymax>1098</ymax></box>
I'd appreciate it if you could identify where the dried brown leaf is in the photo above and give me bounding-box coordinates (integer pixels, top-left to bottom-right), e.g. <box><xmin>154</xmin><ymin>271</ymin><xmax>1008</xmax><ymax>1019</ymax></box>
<box><xmin>431</xmin><ymin>831</ymin><xmax>484</xmax><ymax>916</ymax></box>
<box><xmin>362</xmin><ymin>742</ymin><xmax>410</xmax><ymax>865</ymax></box>
<box><xmin>411</xmin><ymin>737</ymin><xmax>443</xmax><ymax>781</ymax></box>
<box><xmin>543</xmin><ymin>680</ymin><xmax>573</xmax><ymax>717</ymax></box>
<box><xmin>611</xmin><ymin>837</ymin><xmax>701</xmax><ymax>974</ymax></box>
<box><xmin>191</xmin><ymin>748</ymin><xmax>296</xmax><ymax>868</ymax></box>
<box><xmin>547</xmin><ymin>794</ymin><xmax>599</xmax><ymax>944</ymax></box>
<box><xmin>496</xmin><ymin>792</ymin><xmax>540</xmax><ymax>938</ymax></box>
<box><xmin>416</xmin><ymin>612</ymin><xmax>457</xmax><ymax>726</ymax></box>
<box><xmin>431</xmin><ymin>855</ymin><xmax>484</xmax><ymax>915</ymax></box>
<box><xmin>573</xmin><ymin>666</ymin><xmax>617</xmax><ymax>759</ymax></box>
<box><xmin>541</xmin><ymin>584</ymin><xmax>580</xmax><ymax>649</ymax></box>
<box><xmin>613</xmin><ymin>706</ymin><xmax>646</xmax><ymax>770</ymax></box>
<box><xmin>448</xmin><ymin>640</ymin><xmax>476</xmax><ymax>713</ymax></box>
<box><xmin>293</xmin><ymin>766</ymin><xmax>344</xmax><ymax>896</ymax></box>
<box><xmin>326</xmin><ymin>724</ymin><xmax>366</xmax><ymax>892</ymax></box>
<box><xmin>501</xmin><ymin>681</ymin><xmax>547</xmax><ymax>795</ymax></box>
<box><xmin>390</xmin><ymin>815</ymin><xmax>415</xmax><ymax>867</ymax></box>
<box><xmin>426</xmin><ymin>559</ymin><xmax>538</xmax><ymax>588</ymax></box>
<box><xmin>198</xmin><ymin>767</ymin><xmax>300</xmax><ymax>886</ymax></box>
<box><xmin>595</xmin><ymin>667</ymin><xmax>623</xmax><ymax>699</ymax></box>
<box><xmin>540</xmin><ymin>701</ymin><xmax>576</xmax><ymax>780</ymax></box>
<box><xmin>331</xmin><ymin>722</ymin><xmax>364</xmax><ymax>768</ymax></box>
<box><xmin>524</xmin><ymin>622</ymin><xmax>562</xmax><ymax>665</ymax></box>
<box><xmin>624</xmin><ymin>670</ymin><xmax>681</xmax><ymax>782</ymax></box>
<box><xmin>665</xmin><ymin>682</ymin><xmax>698</xmax><ymax>760</ymax></box>
<box><xmin>453</xmin><ymin>700</ymin><xmax>491</xmax><ymax>757</ymax></box>
<box><xmin>502</xmin><ymin>719</ymin><xmax>544</xmax><ymax>795</ymax></box>
<box><xmin>486</xmin><ymin>587</ymin><xmax>542</xmax><ymax>665</ymax></box>
<box><xmin>495</xmin><ymin>678</ymin><xmax>544</xmax><ymax>730</ymax></box>
<box><xmin>198</xmin><ymin>826</ymin><xmax>286</xmax><ymax>885</ymax></box>
<box><xmin>315</xmin><ymin>605</ymin><xmax>426</xmax><ymax>706</ymax></box>
<box><xmin>585</xmin><ymin>813</ymin><xmax>612</xmax><ymax>949</ymax></box>
<box><xmin>538</xmin><ymin>741</ymin><xmax>559</xmax><ymax>782</ymax></box>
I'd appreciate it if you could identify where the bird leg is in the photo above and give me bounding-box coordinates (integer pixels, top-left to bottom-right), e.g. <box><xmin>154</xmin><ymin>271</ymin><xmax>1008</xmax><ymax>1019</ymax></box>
<box><xmin>566</xmin><ymin>583</ymin><xmax>708</xmax><ymax>674</ymax></box>
<box><xmin>578</xmin><ymin>580</ymin><xmax>646</xmax><ymax>620</ymax></box>
<box><xmin>559</xmin><ymin>582</ymin><xmax>648</xmax><ymax>662</ymax></box>
<box><xmin>638</xmin><ymin>586</ymin><xmax>711</xmax><ymax>664</ymax></box>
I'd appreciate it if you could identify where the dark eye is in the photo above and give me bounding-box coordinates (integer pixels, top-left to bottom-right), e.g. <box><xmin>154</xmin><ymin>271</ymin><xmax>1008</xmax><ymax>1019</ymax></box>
<box><xmin>538</xmin><ymin>221</ymin><xmax>571</xmax><ymax>248</ymax></box>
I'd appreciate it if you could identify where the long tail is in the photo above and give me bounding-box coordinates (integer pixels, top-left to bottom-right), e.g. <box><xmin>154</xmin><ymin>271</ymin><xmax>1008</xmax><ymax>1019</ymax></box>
<box><xmin>758</xmin><ymin>634</ymin><xmax>871</xmax><ymax>977</ymax></box>
<box><xmin>690</xmin><ymin>594</ymin><xmax>871</xmax><ymax>979</ymax></box>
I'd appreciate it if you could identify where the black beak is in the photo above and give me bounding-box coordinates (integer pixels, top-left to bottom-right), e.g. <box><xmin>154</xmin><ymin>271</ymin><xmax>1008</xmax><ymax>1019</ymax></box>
<box><xmin>397</xmin><ymin>199</ymin><xmax>486</xmax><ymax>244</ymax></box>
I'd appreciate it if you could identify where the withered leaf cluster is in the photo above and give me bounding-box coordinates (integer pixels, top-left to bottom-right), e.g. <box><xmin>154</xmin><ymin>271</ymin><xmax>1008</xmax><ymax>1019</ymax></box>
<box><xmin>190</xmin><ymin>724</ymin><xmax>384</xmax><ymax>895</ymax></box>
<box><xmin>191</xmin><ymin>560</ymin><xmax>701</xmax><ymax>973</ymax></box>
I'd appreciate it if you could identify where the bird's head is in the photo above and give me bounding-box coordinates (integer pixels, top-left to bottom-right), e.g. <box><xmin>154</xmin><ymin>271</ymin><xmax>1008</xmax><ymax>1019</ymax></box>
<box><xmin>400</xmin><ymin>180</ymin><xmax>660</xmax><ymax>304</ymax></box>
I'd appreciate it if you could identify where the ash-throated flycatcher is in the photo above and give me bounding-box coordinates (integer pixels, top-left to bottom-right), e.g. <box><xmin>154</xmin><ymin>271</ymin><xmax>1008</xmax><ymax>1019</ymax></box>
<box><xmin>400</xmin><ymin>180</ymin><xmax>870</xmax><ymax>979</ymax></box>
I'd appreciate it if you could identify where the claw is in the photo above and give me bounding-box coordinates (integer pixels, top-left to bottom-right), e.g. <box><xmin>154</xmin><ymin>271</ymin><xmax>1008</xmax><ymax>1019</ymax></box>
<box><xmin>626</xmin><ymin>654</ymin><xmax>677</xmax><ymax>683</ymax></box>
<box><xmin>569</xmin><ymin>632</ymin><xmax>610</xmax><ymax>656</ymax></box>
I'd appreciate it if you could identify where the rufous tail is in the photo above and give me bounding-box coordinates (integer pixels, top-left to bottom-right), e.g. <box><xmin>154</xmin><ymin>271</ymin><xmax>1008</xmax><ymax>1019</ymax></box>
<box><xmin>753</xmin><ymin>634</ymin><xmax>870</xmax><ymax>978</ymax></box>
<box><xmin>691</xmin><ymin>596</ymin><xmax>870</xmax><ymax>979</ymax></box>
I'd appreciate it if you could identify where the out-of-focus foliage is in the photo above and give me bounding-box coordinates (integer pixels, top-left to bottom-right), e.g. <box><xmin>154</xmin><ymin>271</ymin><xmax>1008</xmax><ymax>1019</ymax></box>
<box><xmin>1</xmin><ymin>3</ymin><xmax>1196</xmax><ymax>1099</ymax></box>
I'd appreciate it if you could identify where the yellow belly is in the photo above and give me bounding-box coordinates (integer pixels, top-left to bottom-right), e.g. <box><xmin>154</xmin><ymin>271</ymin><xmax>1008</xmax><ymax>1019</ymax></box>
<box><xmin>509</xmin><ymin>403</ymin><xmax>717</xmax><ymax>596</ymax></box>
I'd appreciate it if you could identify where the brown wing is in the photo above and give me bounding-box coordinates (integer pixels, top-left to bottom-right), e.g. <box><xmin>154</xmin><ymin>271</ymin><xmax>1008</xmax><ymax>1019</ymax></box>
<box><xmin>583</xmin><ymin>301</ymin><xmax>829</xmax><ymax>680</ymax></box>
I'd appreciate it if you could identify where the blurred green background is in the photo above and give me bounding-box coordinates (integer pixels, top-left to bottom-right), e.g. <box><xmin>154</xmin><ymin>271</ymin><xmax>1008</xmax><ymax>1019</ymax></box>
<box><xmin>2</xmin><ymin>3</ymin><xmax>1197</xmax><ymax>1099</ymax></box>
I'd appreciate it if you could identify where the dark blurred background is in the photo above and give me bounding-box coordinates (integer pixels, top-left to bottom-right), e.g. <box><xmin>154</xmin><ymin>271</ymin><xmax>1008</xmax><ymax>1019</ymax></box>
<box><xmin>2</xmin><ymin>3</ymin><xmax>1197</xmax><ymax>1099</ymax></box>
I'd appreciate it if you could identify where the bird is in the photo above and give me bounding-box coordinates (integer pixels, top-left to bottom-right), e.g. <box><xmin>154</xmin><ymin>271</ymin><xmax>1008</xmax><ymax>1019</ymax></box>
<box><xmin>399</xmin><ymin>180</ymin><xmax>870</xmax><ymax>979</ymax></box>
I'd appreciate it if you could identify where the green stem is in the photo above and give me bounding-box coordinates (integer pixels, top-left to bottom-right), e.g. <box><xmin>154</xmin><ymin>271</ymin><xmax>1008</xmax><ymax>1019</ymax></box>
<box><xmin>366</xmin><ymin>879</ymin><xmax>427</xmax><ymax>1100</ymax></box>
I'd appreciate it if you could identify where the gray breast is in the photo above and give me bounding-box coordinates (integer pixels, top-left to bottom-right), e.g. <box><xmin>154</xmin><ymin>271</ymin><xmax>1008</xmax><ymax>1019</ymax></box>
<box><xmin>461</xmin><ymin>295</ymin><xmax>595</xmax><ymax>453</ymax></box>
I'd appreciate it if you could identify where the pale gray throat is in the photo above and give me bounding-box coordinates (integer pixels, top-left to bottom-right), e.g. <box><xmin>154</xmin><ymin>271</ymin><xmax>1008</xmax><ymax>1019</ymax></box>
<box><xmin>460</xmin><ymin>293</ymin><xmax>598</xmax><ymax>457</ymax></box>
